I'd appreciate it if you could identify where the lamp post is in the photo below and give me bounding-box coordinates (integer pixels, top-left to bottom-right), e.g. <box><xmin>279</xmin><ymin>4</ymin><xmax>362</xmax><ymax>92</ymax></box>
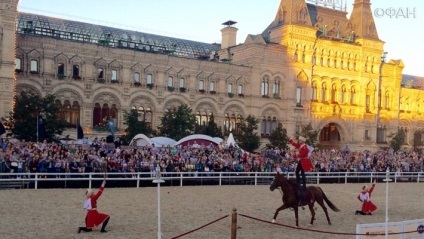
<box><xmin>152</xmin><ymin>165</ymin><xmax>165</xmax><ymax>239</ymax></box>
<box><xmin>383</xmin><ymin>168</ymin><xmax>392</xmax><ymax>239</ymax></box>
<box><xmin>376</xmin><ymin>52</ymin><xmax>388</xmax><ymax>144</ymax></box>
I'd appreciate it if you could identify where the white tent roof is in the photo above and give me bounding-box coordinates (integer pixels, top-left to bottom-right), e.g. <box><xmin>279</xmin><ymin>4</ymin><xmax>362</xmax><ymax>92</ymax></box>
<box><xmin>150</xmin><ymin>137</ymin><xmax>177</xmax><ymax>147</ymax></box>
<box><xmin>129</xmin><ymin>134</ymin><xmax>153</xmax><ymax>147</ymax></box>
<box><xmin>174</xmin><ymin>134</ymin><xmax>223</xmax><ymax>146</ymax></box>
<box><xmin>226</xmin><ymin>133</ymin><xmax>236</xmax><ymax>146</ymax></box>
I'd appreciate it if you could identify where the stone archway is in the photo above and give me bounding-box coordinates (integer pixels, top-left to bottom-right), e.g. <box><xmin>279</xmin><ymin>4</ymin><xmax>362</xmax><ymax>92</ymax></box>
<box><xmin>318</xmin><ymin>122</ymin><xmax>343</xmax><ymax>149</ymax></box>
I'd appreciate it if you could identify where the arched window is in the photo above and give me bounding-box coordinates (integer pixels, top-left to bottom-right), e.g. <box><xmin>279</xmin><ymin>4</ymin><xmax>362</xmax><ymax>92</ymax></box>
<box><xmin>341</xmin><ymin>86</ymin><xmax>346</xmax><ymax>103</ymax></box>
<box><xmin>331</xmin><ymin>85</ymin><xmax>337</xmax><ymax>103</ymax></box>
<box><xmin>350</xmin><ymin>87</ymin><xmax>356</xmax><ymax>104</ymax></box>
<box><xmin>261</xmin><ymin>76</ymin><xmax>269</xmax><ymax>96</ymax></box>
<box><xmin>273</xmin><ymin>79</ymin><xmax>280</xmax><ymax>95</ymax></box>
<box><xmin>321</xmin><ymin>84</ymin><xmax>327</xmax><ymax>102</ymax></box>
<box><xmin>57</xmin><ymin>63</ymin><xmax>65</xmax><ymax>77</ymax></box>
<box><xmin>311</xmin><ymin>83</ymin><xmax>317</xmax><ymax>101</ymax></box>
<box><xmin>384</xmin><ymin>92</ymin><xmax>390</xmax><ymax>109</ymax></box>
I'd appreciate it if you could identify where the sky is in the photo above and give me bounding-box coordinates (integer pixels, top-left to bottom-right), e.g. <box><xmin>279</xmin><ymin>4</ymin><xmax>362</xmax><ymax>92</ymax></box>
<box><xmin>17</xmin><ymin>0</ymin><xmax>423</xmax><ymax>76</ymax></box>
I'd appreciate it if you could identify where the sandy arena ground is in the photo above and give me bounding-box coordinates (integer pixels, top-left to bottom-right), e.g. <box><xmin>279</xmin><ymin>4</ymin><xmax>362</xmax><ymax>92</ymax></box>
<box><xmin>0</xmin><ymin>183</ymin><xmax>423</xmax><ymax>239</ymax></box>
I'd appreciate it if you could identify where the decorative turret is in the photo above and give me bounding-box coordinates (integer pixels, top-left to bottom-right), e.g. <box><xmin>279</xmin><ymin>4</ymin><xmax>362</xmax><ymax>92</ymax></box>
<box><xmin>349</xmin><ymin>0</ymin><xmax>379</xmax><ymax>40</ymax></box>
<box><xmin>220</xmin><ymin>20</ymin><xmax>238</xmax><ymax>49</ymax></box>
<box><xmin>0</xmin><ymin>0</ymin><xmax>19</xmax><ymax>118</ymax></box>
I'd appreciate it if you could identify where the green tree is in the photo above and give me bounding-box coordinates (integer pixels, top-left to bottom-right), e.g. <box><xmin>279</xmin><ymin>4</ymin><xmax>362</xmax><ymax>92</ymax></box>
<box><xmin>296</xmin><ymin>122</ymin><xmax>319</xmax><ymax>147</ymax></box>
<box><xmin>388</xmin><ymin>129</ymin><xmax>405</xmax><ymax>152</ymax></box>
<box><xmin>267</xmin><ymin>122</ymin><xmax>288</xmax><ymax>149</ymax></box>
<box><xmin>122</xmin><ymin>109</ymin><xmax>153</xmax><ymax>144</ymax></box>
<box><xmin>12</xmin><ymin>92</ymin><xmax>66</xmax><ymax>142</ymax></box>
<box><xmin>235</xmin><ymin>115</ymin><xmax>260</xmax><ymax>152</ymax></box>
<box><xmin>158</xmin><ymin>104</ymin><xmax>196</xmax><ymax>140</ymax></box>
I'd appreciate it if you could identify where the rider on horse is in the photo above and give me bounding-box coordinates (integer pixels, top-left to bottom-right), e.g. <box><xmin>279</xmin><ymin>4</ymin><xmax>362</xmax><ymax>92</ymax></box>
<box><xmin>289</xmin><ymin>136</ymin><xmax>314</xmax><ymax>205</ymax></box>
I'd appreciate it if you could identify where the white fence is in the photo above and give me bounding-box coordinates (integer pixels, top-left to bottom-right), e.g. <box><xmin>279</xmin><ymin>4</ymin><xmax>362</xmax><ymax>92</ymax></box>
<box><xmin>0</xmin><ymin>171</ymin><xmax>422</xmax><ymax>189</ymax></box>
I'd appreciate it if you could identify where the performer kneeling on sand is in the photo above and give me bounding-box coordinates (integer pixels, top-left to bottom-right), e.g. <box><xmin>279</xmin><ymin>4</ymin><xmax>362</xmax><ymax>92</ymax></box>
<box><xmin>355</xmin><ymin>180</ymin><xmax>377</xmax><ymax>215</ymax></box>
<box><xmin>78</xmin><ymin>173</ymin><xmax>110</xmax><ymax>233</ymax></box>
<box><xmin>288</xmin><ymin>136</ymin><xmax>314</xmax><ymax>205</ymax></box>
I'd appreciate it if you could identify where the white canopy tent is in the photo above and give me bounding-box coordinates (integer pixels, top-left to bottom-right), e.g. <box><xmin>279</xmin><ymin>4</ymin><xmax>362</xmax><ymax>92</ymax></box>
<box><xmin>150</xmin><ymin>137</ymin><xmax>177</xmax><ymax>147</ymax></box>
<box><xmin>129</xmin><ymin>134</ymin><xmax>153</xmax><ymax>147</ymax></box>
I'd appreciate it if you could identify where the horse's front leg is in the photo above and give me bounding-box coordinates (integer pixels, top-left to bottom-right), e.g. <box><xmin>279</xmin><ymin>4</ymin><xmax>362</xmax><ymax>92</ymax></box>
<box><xmin>272</xmin><ymin>204</ymin><xmax>289</xmax><ymax>223</ymax></box>
<box><xmin>308</xmin><ymin>203</ymin><xmax>316</xmax><ymax>226</ymax></box>
<box><xmin>294</xmin><ymin>206</ymin><xmax>299</xmax><ymax>227</ymax></box>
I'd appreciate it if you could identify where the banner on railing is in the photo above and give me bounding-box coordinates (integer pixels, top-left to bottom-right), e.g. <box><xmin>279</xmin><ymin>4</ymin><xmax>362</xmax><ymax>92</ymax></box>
<box><xmin>355</xmin><ymin>219</ymin><xmax>424</xmax><ymax>239</ymax></box>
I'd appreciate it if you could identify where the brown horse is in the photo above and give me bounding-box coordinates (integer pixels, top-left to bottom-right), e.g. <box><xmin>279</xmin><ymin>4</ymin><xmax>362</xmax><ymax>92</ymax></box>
<box><xmin>269</xmin><ymin>172</ymin><xmax>339</xmax><ymax>227</ymax></box>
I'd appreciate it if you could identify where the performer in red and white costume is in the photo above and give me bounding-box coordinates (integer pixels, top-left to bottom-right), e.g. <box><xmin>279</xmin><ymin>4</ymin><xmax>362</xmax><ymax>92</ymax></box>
<box><xmin>289</xmin><ymin>136</ymin><xmax>314</xmax><ymax>187</ymax></box>
<box><xmin>356</xmin><ymin>180</ymin><xmax>377</xmax><ymax>215</ymax></box>
<box><xmin>78</xmin><ymin>175</ymin><xmax>110</xmax><ymax>233</ymax></box>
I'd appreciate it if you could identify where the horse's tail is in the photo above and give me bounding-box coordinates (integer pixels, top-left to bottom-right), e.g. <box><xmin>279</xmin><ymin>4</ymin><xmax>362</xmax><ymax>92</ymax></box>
<box><xmin>319</xmin><ymin>187</ymin><xmax>340</xmax><ymax>212</ymax></box>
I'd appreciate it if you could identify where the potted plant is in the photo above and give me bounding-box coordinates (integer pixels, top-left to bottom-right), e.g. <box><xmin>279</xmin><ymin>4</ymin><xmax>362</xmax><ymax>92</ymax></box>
<box><xmin>57</xmin><ymin>74</ymin><xmax>65</xmax><ymax>79</ymax></box>
<box><xmin>167</xmin><ymin>86</ymin><xmax>175</xmax><ymax>92</ymax></box>
<box><xmin>97</xmin><ymin>78</ymin><xmax>105</xmax><ymax>83</ymax></box>
<box><xmin>228</xmin><ymin>92</ymin><xmax>234</xmax><ymax>98</ymax></box>
<box><xmin>179</xmin><ymin>87</ymin><xmax>186</xmax><ymax>92</ymax></box>
<box><xmin>146</xmin><ymin>83</ymin><xmax>154</xmax><ymax>89</ymax></box>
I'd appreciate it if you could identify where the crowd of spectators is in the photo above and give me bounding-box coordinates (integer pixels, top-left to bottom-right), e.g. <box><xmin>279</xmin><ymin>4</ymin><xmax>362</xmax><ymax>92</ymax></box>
<box><xmin>0</xmin><ymin>137</ymin><xmax>423</xmax><ymax>179</ymax></box>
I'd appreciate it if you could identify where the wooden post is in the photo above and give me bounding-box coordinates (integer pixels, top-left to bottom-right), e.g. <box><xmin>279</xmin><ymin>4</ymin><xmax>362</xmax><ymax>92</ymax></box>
<box><xmin>231</xmin><ymin>208</ymin><xmax>237</xmax><ymax>239</ymax></box>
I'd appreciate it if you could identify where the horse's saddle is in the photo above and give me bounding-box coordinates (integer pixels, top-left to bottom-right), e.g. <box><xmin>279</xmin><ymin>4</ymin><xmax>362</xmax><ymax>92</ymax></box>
<box><xmin>296</xmin><ymin>186</ymin><xmax>310</xmax><ymax>206</ymax></box>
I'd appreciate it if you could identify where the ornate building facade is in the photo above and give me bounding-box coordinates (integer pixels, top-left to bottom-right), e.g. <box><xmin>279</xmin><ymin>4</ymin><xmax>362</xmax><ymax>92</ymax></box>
<box><xmin>0</xmin><ymin>0</ymin><xmax>423</xmax><ymax>149</ymax></box>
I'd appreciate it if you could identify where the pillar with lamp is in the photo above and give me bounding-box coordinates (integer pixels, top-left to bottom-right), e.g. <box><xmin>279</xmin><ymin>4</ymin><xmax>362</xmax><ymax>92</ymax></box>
<box><xmin>376</xmin><ymin>51</ymin><xmax>388</xmax><ymax>144</ymax></box>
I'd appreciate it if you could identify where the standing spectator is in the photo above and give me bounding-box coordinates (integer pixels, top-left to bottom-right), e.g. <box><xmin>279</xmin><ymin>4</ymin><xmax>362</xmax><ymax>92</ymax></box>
<box><xmin>356</xmin><ymin>180</ymin><xmax>377</xmax><ymax>215</ymax></box>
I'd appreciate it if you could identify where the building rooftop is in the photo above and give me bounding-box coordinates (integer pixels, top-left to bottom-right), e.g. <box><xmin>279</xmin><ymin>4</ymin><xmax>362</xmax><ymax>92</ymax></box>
<box><xmin>402</xmin><ymin>74</ymin><xmax>424</xmax><ymax>90</ymax></box>
<box><xmin>17</xmin><ymin>12</ymin><xmax>221</xmax><ymax>60</ymax></box>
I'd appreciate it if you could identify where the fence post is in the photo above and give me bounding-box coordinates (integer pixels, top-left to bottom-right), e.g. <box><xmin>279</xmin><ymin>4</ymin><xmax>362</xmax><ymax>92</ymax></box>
<box><xmin>180</xmin><ymin>172</ymin><xmax>183</xmax><ymax>187</ymax></box>
<box><xmin>35</xmin><ymin>173</ymin><xmax>38</xmax><ymax>189</ymax></box>
<box><xmin>89</xmin><ymin>173</ymin><xmax>92</xmax><ymax>189</ymax></box>
<box><xmin>418</xmin><ymin>173</ymin><xmax>421</xmax><ymax>183</ymax></box>
<box><xmin>219</xmin><ymin>172</ymin><xmax>222</xmax><ymax>186</ymax></box>
<box><xmin>345</xmin><ymin>171</ymin><xmax>348</xmax><ymax>184</ymax></box>
<box><xmin>317</xmin><ymin>172</ymin><xmax>320</xmax><ymax>185</ymax></box>
<box><xmin>231</xmin><ymin>208</ymin><xmax>237</xmax><ymax>239</ymax></box>
<box><xmin>254</xmin><ymin>172</ymin><xmax>257</xmax><ymax>186</ymax></box>
<box><xmin>137</xmin><ymin>172</ymin><xmax>140</xmax><ymax>188</ymax></box>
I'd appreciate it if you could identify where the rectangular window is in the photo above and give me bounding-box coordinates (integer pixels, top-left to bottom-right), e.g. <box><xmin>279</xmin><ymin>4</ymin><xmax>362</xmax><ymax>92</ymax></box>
<box><xmin>296</xmin><ymin>87</ymin><xmax>302</xmax><ymax>106</ymax></box>
<box><xmin>57</xmin><ymin>63</ymin><xmax>65</xmax><ymax>75</ymax></box>
<box><xmin>134</xmin><ymin>73</ymin><xmax>140</xmax><ymax>82</ymax></box>
<box><xmin>97</xmin><ymin>68</ymin><xmax>104</xmax><ymax>79</ymax></box>
<box><xmin>147</xmin><ymin>74</ymin><xmax>153</xmax><ymax>84</ymax></box>
<box><xmin>366</xmin><ymin>95</ymin><xmax>370</xmax><ymax>112</ymax></box>
<box><xmin>167</xmin><ymin>77</ymin><xmax>173</xmax><ymax>87</ymax></box>
<box><xmin>30</xmin><ymin>60</ymin><xmax>38</xmax><ymax>72</ymax></box>
<box><xmin>15</xmin><ymin>58</ymin><xmax>22</xmax><ymax>70</ymax></box>
<box><xmin>179</xmin><ymin>78</ymin><xmax>185</xmax><ymax>88</ymax></box>
<box><xmin>72</xmin><ymin>65</ymin><xmax>80</xmax><ymax>78</ymax></box>
<box><xmin>227</xmin><ymin>84</ymin><xmax>232</xmax><ymax>93</ymax></box>
<box><xmin>238</xmin><ymin>85</ymin><xmax>243</xmax><ymax>94</ymax></box>
<box><xmin>199</xmin><ymin>80</ymin><xmax>204</xmax><ymax>90</ymax></box>
<box><xmin>209</xmin><ymin>82</ymin><xmax>215</xmax><ymax>91</ymax></box>
<box><xmin>111</xmin><ymin>70</ymin><xmax>117</xmax><ymax>81</ymax></box>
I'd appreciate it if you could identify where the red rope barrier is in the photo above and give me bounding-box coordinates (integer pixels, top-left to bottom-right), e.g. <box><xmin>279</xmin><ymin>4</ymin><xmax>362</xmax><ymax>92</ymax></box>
<box><xmin>239</xmin><ymin>213</ymin><xmax>418</xmax><ymax>236</ymax></box>
<box><xmin>170</xmin><ymin>214</ymin><xmax>229</xmax><ymax>239</ymax></box>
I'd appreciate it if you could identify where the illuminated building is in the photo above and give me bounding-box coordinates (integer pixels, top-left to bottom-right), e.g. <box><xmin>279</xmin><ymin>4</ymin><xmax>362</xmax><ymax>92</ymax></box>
<box><xmin>0</xmin><ymin>0</ymin><xmax>422</xmax><ymax>149</ymax></box>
